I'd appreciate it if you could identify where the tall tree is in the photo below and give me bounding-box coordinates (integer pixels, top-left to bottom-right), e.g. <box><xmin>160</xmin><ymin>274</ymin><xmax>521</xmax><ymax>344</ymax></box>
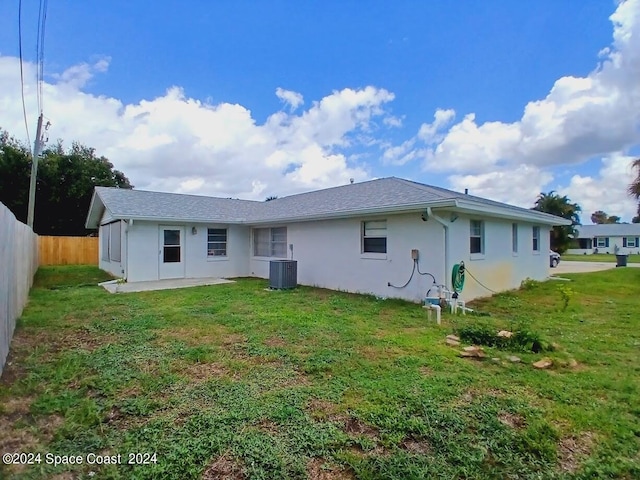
<box><xmin>590</xmin><ymin>210</ymin><xmax>621</xmax><ymax>224</ymax></box>
<box><xmin>629</xmin><ymin>158</ymin><xmax>640</xmax><ymax>223</ymax></box>
<box><xmin>532</xmin><ymin>191</ymin><xmax>581</xmax><ymax>254</ymax></box>
<box><xmin>0</xmin><ymin>129</ymin><xmax>132</xmax><ymax>235</ymax></box>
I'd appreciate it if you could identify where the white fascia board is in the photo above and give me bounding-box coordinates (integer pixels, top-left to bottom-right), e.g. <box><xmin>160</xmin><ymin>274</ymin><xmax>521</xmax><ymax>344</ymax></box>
<box><xmin>110</xmin><ymin>215</ymin><xmax>248</xmax><ymax>225</ymax></box>
<box><xmin>85</xmin><ymin>192</ymin><xmax>104</xmax><ymax>229</ymax></box>
<box><xmin>246</xmin><ymin>200</ymin><xmax>459</xmax><ymax>226</ymax></box>
<box><xmin>454</xmin><ymin>200</ymin><xmax>573</xmax><ymax>225</ymax></box>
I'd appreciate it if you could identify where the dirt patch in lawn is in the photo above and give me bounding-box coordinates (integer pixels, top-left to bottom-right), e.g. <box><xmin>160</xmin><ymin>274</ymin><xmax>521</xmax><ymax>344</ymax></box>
<box><xmin>343</xmin><ymin>417</ymin><xmax>379</xmax><ymax>439</ymax></box>
<box><xmin>307</xmin><ymin>399</ymin><xmax>340</xmax><ymax>420</ymax></box>
<box><xmin>401</xmin><ymin>438</ymin><xmax>432</xmax><ymax>455</ymax></box>
<box><xmin>307</xmin><ymin>457</ymin><xmax>355</xmax><ymax>479</ymax></box>
<box><xmin>263</xmin><ymin>336</ymin><xmax>288</xmax><ymax>348</ymax></box>
<box><xmin>454</xmin><ymin>387</ymin><xmax>504</xmax><ymax>406</ymax></box>
<box><xmin>181</xmin><ymin>362</ymin><xmax>229</xmax><ymax>382</ymax></box>
<box><xmin>202</xmin><ymin>452</ymin><xmax>245</xmax><ymax>480</ymax></box>
<box><xmin>557</xmin><ymin>432</ymin><xmax>596</xmax><ymax>474</ymax></box>
<box><xmin>497</xmin><ymin>411</ymin><xmax>526</xmax><ymax>429</ymax></box>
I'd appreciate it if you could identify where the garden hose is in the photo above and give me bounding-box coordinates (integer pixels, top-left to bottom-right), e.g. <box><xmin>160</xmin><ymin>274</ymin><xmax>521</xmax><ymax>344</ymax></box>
<box><xmin>451</xmin><ymin>262</ymin><xmax>465</xmax><ymax>293</ymax></box>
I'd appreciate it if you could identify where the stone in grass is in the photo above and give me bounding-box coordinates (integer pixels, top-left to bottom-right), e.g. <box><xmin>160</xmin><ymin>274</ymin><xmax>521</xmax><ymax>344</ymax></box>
<box><xmin>446</xmin><ymin>334</ymin><xmax>460</xmax><ymax>342</ymax></box>
<box><xmin>497</xmin><ymin>330</ymin><xmax>513</xmax><ymax>338</ymax></box>
<box><xmin>507</xmin><ymin>356</ymin><xmax>521</xmax><ymax>363</ymax></box>
<box><xmin>532</xmin><ymin>358</ymin><xmax>553</xmax><ymax>369</ymax></box>
<box><xmin>460</xmin><ymin>345</ymin><xmax>486</xmax><ymax>359</ymax></box>
<box><xmin>446</xmin><ymin>338</ymin><xmax>460</xmax><ymax>347</ymax></box>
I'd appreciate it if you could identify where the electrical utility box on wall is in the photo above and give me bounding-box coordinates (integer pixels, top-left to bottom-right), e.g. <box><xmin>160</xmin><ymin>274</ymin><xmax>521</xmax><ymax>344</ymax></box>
<box><xmin>411</xmin><ymin>249</ymin><xmax>419</xmax><ymax>260</ymax></box>
<box><xmin>269</xmin><ymin>260</ymin><xmax>298</xmax><ymax>289</ymax></box>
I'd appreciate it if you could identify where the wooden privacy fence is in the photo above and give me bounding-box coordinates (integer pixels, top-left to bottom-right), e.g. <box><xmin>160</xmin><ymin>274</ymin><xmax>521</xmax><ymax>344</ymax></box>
<box><xmin>39</xmin><ymin>236</ymin><xmax>99</xmax><ymax>265</ymax></box>
<box><xmin>1</xmin><ymin>202</ymin><xmax>39</xmax><ymax>375</ymax></box>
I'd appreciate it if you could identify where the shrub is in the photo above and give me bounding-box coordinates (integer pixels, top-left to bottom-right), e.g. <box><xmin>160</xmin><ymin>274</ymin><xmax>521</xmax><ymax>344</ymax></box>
<box><xmin>456</xmin><ymin>323</ymin><xmax>549</xmax><ymax>353</ymax></box>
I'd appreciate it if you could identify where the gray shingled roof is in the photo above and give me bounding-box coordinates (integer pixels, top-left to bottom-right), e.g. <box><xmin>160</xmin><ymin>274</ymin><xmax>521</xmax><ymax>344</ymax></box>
<box><xmin>91</xmin><ymin>187</ymin><xmax>261</xmax><ymax>224</ymax></box>
<box><xmin>87</xmin><ymin>177</ymin><xmax>569</xmax><ymax>228</ymax></box>
<box><xmin>576</xmin><ymin>224</ymin><xmax>640</xmax><ymax>238</ymax></box>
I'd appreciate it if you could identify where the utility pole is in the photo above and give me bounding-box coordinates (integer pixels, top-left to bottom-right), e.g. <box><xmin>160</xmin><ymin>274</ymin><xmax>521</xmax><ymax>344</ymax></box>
<box><xmin>26</xmin><ymin>113</ymin><xmax>45</xmax><ymax>229</ymax></box>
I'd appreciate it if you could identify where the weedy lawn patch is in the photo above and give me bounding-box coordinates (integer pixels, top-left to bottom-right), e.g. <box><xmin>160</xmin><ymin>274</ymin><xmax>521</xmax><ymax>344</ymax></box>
<box><xmin>1</xmin><ymin>266</ymin><xmax>639</xmax><ymax>479</ymax></box>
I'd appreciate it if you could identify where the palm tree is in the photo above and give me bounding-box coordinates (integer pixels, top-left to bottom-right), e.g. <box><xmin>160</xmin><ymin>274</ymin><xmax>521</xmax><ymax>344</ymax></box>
<box><xmin>532</xmin><ymin>191</ymin><xmax>581</xmax><ymax>253</ymax></box>
<box><xmin>629</xmin><ymin>159</ymin><xmax>640</xmax><ymax>223</ymax></box>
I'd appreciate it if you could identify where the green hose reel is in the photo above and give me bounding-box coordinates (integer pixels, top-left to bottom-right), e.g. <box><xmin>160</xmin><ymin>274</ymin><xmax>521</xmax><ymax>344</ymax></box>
<box><xmin>451</xmin><ymin>262</ymin><xmax>466</xmax><ymax>293</ymax></box>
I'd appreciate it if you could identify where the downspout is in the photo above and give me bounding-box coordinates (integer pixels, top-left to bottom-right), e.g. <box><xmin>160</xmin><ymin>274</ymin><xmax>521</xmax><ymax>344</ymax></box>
<box><xmin>427</xmin><ymin>207</ymin><xmax>450</xmax><ymax>291</ymax></box>
<box><xmin>124</xmin><ymin>219</ymin><xmax>132</xmax><ymax>280</ymax></box>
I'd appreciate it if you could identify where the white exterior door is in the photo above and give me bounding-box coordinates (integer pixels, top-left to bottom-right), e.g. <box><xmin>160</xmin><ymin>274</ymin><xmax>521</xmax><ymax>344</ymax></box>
<box><xmin>159</xmin><ymin>226</ymin><xmax>185</xmax><ymax>279</ymax></box>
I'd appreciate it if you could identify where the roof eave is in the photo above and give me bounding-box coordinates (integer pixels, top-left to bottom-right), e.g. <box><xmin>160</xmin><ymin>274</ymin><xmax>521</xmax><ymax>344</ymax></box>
<box><xmin>453</xmin><ymin>199</ymin><xmax>573</xmax><ymax>226</ymax></box>
<box><xmin>85</xmin><ymin>190</ymin><xmax>104</xmax><ymax>229</ymax></box>
<box><xmin>104</xmin><ymin>214</ymin><xmax>248</xmax><ymax>225</ymax></box>
<box><xmin>246</xmin><ymin>200</ymin><xmax>459</xmax><ymax>225</ymax></box>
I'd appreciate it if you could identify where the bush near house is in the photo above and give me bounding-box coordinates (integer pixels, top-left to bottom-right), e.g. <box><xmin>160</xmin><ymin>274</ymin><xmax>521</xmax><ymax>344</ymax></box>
<box><xmin>1</xmin><ymin>266</ymin><xmax>639</xmax><ymax>479</ymax></box>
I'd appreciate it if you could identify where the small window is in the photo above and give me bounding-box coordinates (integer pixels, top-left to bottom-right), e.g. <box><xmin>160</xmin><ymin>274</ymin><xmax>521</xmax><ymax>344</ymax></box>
<box><xmin>532</xmin><ymin>226</ymin><xmax>540</xmax><ymax>252</ymax></box>
<box><xmin>207</xmin><ymin>228</ymin><xmax>227</xmax><ymax>256</ymax></box>
<box><xmin>253</xmin><ymin>227</ymin><xmax>287</xmax><ymax>257</ymax></box>
<box><xmin>596</xmin><ymin>237</ymin><xmax>607</xmax><ymax>248</ymax></box>
<box><xmin>163</xmin><ymin>229</ymin><xmax>181</xmax><ymax>263</ymax></box>
<box><xmin>624</xmin><ymin>237</ymin><xmax>637</xmax><ymax>248</ymax></box>
<box><xmin>362</xmin><ymin>220</ymin><xmax>387</xmax><ymax>253</ymax></box>
<box><xmin>109</xmin><ymin>221</ymin><xmax>121</xmax><ymax>262</ymax></box>
<box><xmin>512</xmin><ymin>223</ymin><xmax>518</xmax><ymax>254</ymax></box>
<box><xmin>470</xmin><ymin>220</ymin><xmax>484</xmax><ymax>254</ymax></box>
<box><xmin>101</xmin><ymin>224</ymin><xmax>110</xmax><ymax>261</ymax></box>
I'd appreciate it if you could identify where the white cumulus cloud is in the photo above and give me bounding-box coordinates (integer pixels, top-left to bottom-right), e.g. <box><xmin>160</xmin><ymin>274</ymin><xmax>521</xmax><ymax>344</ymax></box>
<box><xmin>275</xmin><ymin>87</ymin><xmax>304</xmax><ymax>111</ymax></box>
<box><xmin>0</xmin><ymin>55</ymin><xmax>395</xmax><ymax>200</ymax></box>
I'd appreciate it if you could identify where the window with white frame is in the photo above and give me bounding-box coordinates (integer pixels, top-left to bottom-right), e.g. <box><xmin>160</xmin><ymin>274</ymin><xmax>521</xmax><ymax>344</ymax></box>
<box><xmin>100</xmin><ymin>224</ymin><xmax>110</xmax><ymax>261</ymax></box>
<box><xmin>207</xmin><ymin>228</ymin><xmax>227</xmax><ymax>256</ymax></box>
<box><xmin>253</xmin><ymin>227</ymin><xmax>287</xmax><ymax>257</ymax></box>
<box><xmin>470</xmin><ymin>220</ymin><xmax>484</xmax><ymax>254</ymax></box>
<box><xmin>624</xmin><ymin>237</ymin><xmax>638</xmax><ymax>248</ymax></box>
<box><xmin>532</xmin><ymin>226</ymin><xmax>540</xmax><ymax>252</ymax></box>
<box><xmin>109</xmin><ymin>221</ymin><xmax>121</xmax><ymax>262</ymax></box>
<box><xmin>596</xmin><ymin>237</ymin><xmax>607</xmax><ymax>248</ymax></box>
<box><xmin>362</xmin><ymin>220</ymin><xmax>387</xmax><ymax>253</ymax></box>
<box><xmin>512</xmin><ymin>223</ymin><xmax>518</xmax><ymax>254</ymax></box>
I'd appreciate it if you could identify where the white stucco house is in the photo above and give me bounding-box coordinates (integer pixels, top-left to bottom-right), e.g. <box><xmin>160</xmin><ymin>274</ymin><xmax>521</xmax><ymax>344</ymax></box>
<box><xmin>85</xmin><ymin>177</ymin><xmax>570</xmax><ymax>302</ymax></box>
<box><xmin>567</xmin><ymin>224</ymin><xmax>640</xmax><ymax>255</ymax></box>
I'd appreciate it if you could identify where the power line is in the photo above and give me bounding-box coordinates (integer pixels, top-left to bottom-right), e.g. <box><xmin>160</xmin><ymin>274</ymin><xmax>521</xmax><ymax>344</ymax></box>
<box><xmin>18</xmin><ymin>0</ymin><xmax>31</xmax><ymax>147</ymax></box>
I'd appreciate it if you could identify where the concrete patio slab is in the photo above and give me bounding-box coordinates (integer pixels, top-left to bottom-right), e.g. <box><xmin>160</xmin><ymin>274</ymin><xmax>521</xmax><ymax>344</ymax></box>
<box><xmin>99</xmin><ymin>277</ymin><xmax>235</xmax><ymax>294</ymax></box>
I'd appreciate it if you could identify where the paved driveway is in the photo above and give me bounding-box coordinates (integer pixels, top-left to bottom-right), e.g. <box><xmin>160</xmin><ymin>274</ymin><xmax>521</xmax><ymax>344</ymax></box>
<box><xmin>553</xmin><ymin>261</ymin><xmax>640</xmax><ymax>274</ymax></box>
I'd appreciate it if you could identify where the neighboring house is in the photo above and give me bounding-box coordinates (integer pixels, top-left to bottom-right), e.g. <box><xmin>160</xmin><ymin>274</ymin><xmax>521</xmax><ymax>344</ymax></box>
<box><xmin>85</xmin><ymin>177</ymin><xmax>570</xmax><ymax>302</ymax></box>
<box><xmin>568</xmin><ymin>224</ymin><xmax>640</xmax><ymax>255</ymax></box>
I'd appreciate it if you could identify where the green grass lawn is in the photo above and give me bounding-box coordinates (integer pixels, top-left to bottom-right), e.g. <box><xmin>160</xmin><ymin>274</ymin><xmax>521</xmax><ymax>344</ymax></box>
<box><xmin>562</xmin><ymin>253</ymin><xmax>640</xmax><ymax>263</ymax></box>
<box><xmin>1</xmin><ymin>266</ymin><xmax>639</xmax><ymax>479</ymax></box>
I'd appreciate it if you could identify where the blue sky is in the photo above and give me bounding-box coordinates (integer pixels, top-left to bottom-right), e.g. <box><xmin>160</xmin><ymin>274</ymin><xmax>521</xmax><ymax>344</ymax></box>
<box><xmin>1</xmin><ymin>0</ymin><xmax>639</xmax><ymax>221</ymax></box>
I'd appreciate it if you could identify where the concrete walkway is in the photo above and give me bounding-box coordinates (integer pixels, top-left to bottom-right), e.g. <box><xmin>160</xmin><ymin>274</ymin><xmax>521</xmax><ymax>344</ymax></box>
<box><xmin>99</xmin><ymin>277</ymin><xmax>235</xmax><ymax>294</ymax></box>
<box><xmin>554</xmin><ymin>261</ymin><xmax>640</xmax><ymax>275</ymax></box>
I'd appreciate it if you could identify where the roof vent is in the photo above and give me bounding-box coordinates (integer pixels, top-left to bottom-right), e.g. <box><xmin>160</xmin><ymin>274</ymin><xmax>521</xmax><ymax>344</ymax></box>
<box><xmin>464</xmin><ymin>188</ymin><xmax>468</xmax><ymax>195</ymax></box>
<box><xmin>350</xmin><ymin>178</ymin><xmax>354</xmax><ymax>184</ymax></box>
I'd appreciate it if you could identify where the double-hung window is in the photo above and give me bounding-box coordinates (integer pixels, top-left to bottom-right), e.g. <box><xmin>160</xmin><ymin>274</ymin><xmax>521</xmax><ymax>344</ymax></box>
<box><xmin>362</xmin><ymin>220</ymin><xmax>387</xmax><ymax>254</ymax></box>
<box><xmin>470</xmin><ymin>220</ymin><xmax>484</xmax><ymax>254</ymax></box>
<box><xmin>207</xmin><ymin>228</ymin><xmax>227</xmax><ymax>257</ymax></box>
<box><xmin>532</xmin><ymin>226</ymin><xmax>540</xmax><ymax>252</ymax></box>
<box><xmin>623</xmin><ymin>237</ymin><xmax>638</xmax><ymax>248</ymax></box>
<box><xmin>596</xmin><ymin>237</ymin><xmax>608</xmax><ymax>248</ymax></box>
<box><xmin>253</xmin><ymin>227</ymin><xmax>287</xmax><ymax>257</ymax></box>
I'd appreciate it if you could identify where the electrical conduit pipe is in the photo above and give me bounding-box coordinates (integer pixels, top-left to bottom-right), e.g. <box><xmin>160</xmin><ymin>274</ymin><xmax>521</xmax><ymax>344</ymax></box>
<box><xmin>426</xmin><ymin>207</ymin><xmax>450</xmax><ymax>292</ymax></box>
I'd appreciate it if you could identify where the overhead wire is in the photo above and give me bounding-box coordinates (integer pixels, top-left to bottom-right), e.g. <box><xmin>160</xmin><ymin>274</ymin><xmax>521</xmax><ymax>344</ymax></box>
<box><xmin>18</xmin><ymin>0</ymin><xmax>31</xmax><ymax>147</ymax></box>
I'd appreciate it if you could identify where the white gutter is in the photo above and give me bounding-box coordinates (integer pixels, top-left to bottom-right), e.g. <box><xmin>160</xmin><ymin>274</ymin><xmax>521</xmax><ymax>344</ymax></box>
<box><xmin>427</xmin><ymin>207</ymin><xmax>451</xmax><ymax>291</ymax></box>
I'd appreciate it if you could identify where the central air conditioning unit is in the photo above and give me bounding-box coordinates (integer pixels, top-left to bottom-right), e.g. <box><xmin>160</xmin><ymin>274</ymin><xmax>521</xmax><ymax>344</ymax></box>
<box><xmin>269</xmin><ymin>260</ymin><xmax>298</xmax><ymax>289</ymax></box>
